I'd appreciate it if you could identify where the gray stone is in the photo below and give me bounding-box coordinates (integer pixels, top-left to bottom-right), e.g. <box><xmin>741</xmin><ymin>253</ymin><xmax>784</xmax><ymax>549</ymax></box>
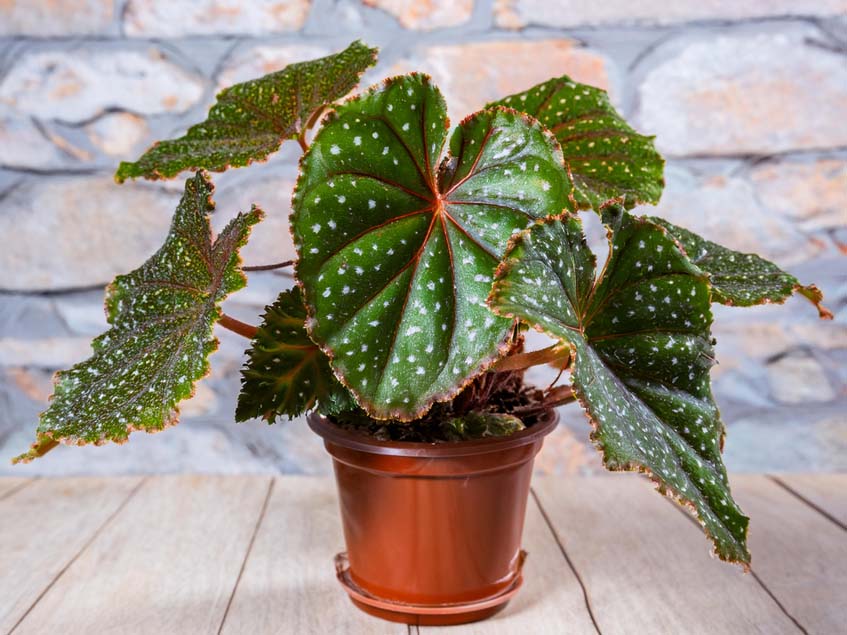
<box><xmin>0</xmin><ymin>0</ymin><xmax>115</xmax><ymax>36</ymax></box>
<box><xmin>52</xmin><ymin>291</ymin><xmax>109</xmax><ymax>336</ymax></box>
<box><xmin>636</xmin><ymin>32</ymin><xmax>847</xmax><ymax>156</ymax></box>
<box><xmin>0</xmin><ymin>49</ymin><xmax>205</xmax><ymax>123</ymax></box>
<box><xmin>652</xmin><ymin>164</ymin><xmax>823</xmax><ymax>266</ymax></box>
<box><xmin>724</xmin><ymin>411</ymin><xmax>847</xmax><ymax>472</ymax></box>
<box><xmin>0</xmin><ymin>176</ymin><xmax>175</xmax><ymax>291</ymax></box>
<box><xmin>123</xmin><ymin>0</ymin><xmax>311</xmax><ymax>37</ymax></box>
<box><xmin>767</xmin><ymin>351</ymin><xmax>837</xmax><ymax>404</ymax></box>
<box><xmin>495</xmin><ymin>0</ymin><xmax>847</xmax><ymax>28</ymax></box>
<box><xmin>0</xmin><ymin>113</ymin><xmax>72</xmax><ymax>169</ymax></box>
<box><xmin>0</xmin><ymin>337</ymin><xmax>94</xmax><ymax>369</ymax></box>
<box><xmin>84</xmin><ymin>113</ymin><xmax>150</xmax><ymax>159</ymax></box>
<box><xmin>751</xmin><ymin>158</ymin><xmax>847</xmax><ymax>232</ymax></box>
<box><xmin>384</xmin><ymin>39</ymin><xmax>614</xmax><ymax>121</ymax></box>
<box><xmin>217</xmin><ymin>43</ymin><xmax>330</xmax><ymax>90</ymax></box>
<box><xmin>212</xmin><ymin>172</ymin><xmax>299</xmax><ymax>269</ymax></box>
<box><xmin>363</xmin><ymin>0</ymin><xmax>474</xmax><ymax>30</ymax></box>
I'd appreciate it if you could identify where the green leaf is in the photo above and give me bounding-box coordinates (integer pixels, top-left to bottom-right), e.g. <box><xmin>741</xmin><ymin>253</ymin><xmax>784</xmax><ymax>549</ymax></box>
<box><xmin>115</xmin><ymin>41</ymin><xmax>378</xmax><ymax>183</ymax></box>
<box><xmin>292</xmin><ymin>73</ymin><xmax>571</xmax><ymax>420</ymax></box>
<box><xmin>651</xmin><ymin>217</ymin><xmax>833</xmax><ymax>319</ymax></box>
<box><xmin>236</xmin><ymin>287</ymin><xmax>356</xmax><ymax>422</ymax></box>
<box><xmin>13</xmin><ymin>172</ymin><xmax>262</xmax><ymax>463</ymax></box>
<box><xmin>489</xmin><ymin>209</ymin><xmax>750</xmax><ymax>565</ymax></box>
<box><xmin>441</xmin><ymin>411</ymin><xmax>525</xmax><ymax>441</ymax></box>
<box><xmin>489</xmin><ymin>75</ymin><xmax>664</xmax><ymax>210</ymax></box>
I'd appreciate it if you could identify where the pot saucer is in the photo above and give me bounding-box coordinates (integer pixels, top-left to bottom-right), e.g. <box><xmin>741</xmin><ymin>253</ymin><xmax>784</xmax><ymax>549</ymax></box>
<box><xmin>333</xmin><ymin>551</ymin><xmax>526</xmax><ymax>626</ymax></box>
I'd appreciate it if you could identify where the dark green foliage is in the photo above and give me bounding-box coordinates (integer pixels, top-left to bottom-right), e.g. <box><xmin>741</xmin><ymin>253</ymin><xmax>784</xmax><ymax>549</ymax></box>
<box><xmin>489</xmin><ymin>209</ymin><xmax>750</xmax><ymax>565</ymax></box>
<box><xmin>292</xmin><ymin>73</ymin><xmax>571</xmax><ymax>420</ymax></box>
<box><xmin>652</xmin><ymin>217</ymin><xmax>832</xmax><ymax>318</ymax></box>
<box><xmin>441</xmin><ymin>411</ymin><xmax>525</xmax><ymax>441</ymax></box>
<box><xmin>115</xmin><ymin>41</ymin><xmax>378</xmax><ymax>182</ymax></box>
<box><xmin>490</xmin><ymin>75</ymin><xmax>664</xmax><ymax>210</ymax></box>
<box><xmin>236</xmin><ymin>287</ymin><xmax>356</xmax><ymax>422</ymax></box>
<box><xmin>14</xmin><ymin>172</ymin><xmax>262</xmax><ymax>463</ymax></box>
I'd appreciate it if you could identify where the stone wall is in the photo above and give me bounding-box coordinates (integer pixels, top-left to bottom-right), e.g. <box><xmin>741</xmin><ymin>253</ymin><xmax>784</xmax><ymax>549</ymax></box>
<box><xmin>1</xmin><ymin>0</ymin><xmax>845</xmax><ymax>476</ymax></box>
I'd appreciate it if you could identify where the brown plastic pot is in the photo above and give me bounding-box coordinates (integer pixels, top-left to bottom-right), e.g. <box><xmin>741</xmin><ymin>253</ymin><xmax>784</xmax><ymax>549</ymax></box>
<box><xmin>308</xmin><ymin>410</ymin><xmax>557</xmax><ymax>626</ymax></box>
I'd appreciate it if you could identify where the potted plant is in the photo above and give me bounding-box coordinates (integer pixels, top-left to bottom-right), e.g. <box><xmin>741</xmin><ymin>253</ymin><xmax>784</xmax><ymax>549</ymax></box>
<box><xmin>13</xmin><ymin>41</ymin><xmax>831</xmax><ymax>625</ymax></box>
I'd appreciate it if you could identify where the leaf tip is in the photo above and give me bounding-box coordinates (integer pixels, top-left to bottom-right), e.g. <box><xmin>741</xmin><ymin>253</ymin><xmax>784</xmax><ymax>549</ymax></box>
<box><xmin>11</xmin><ymin>435</ymin><xmax>59</xmax><ymax>465</ymax></box>
<box><xmin>796</xmin><ymin>284</ymin><xmax>833</xmax><ymax>320</ymax></box>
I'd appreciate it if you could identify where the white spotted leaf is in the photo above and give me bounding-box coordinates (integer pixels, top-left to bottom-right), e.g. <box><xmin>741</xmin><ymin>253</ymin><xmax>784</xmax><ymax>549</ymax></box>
<box><xmin>651</xmin><ymin>217</ymin><xmax>832</xmax><ymax>319</ymax></box>
<box><xmin>236</xmin><ymin>287</ymin><xmax>356</xmax><ymax>422</ymax></box>
<box><xmin>489</xmin><ymin>208</ymin><xmax>750</xmax><ymax>565</ymax></box>
<box><xmin>489</xmin><ymin>75</ymin><xmax>664</xmax><ymax>210</ymax></box>
<box><xmin>292</xmin><ymin>73</ymin><xmax>571</xmax><ymax>419</ymax></box>
<box><xmin>13</xmin><ymin>171</ymin><xmax>263</xmax><ymax>463</ymax></box>
<box><xmin>116</xmin><ymin>41</ymin><xmax>378</xmax><ymax>182</ymax></box>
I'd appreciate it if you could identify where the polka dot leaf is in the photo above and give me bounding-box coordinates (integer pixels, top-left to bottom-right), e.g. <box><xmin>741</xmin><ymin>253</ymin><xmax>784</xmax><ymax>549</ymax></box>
<box><xmin>13</xmin><ymin>171</ymin><xmax>263</xmax><ymax>463</ymax></box>
<box><xmin>292</xmin><ymin>73</ymin><xmax>571</xmax><ymax>420</ymax></box>
<box><xmin>651</xmin><ymin>217</ymin><xmax>832</xmax><ymax>319</ymax></box>
<box><xmin>115</xmin><ymin>41</ymin><xmax>378</xmax><ymax>183</ymax></box>
<box><xmin>489</xmin><ymin>208</ymin><xmax>750</xmax><ymax>565</ymax></box>
<box><xmin>488</xmin><ymin>75</ymin><xmax>664</xmax><ymax>210</ymax></box>
<box><xmin>236</xmin><ymin>287</ymin><xmax>356</xmax><ymax>423</ymax></box>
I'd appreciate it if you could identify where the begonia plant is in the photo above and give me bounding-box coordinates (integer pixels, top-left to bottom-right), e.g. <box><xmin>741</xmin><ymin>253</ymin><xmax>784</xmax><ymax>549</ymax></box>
<box><xmin>15</xmin><ymin>41</ymin><xmax>832</xmax><ymax>567</ymax></box>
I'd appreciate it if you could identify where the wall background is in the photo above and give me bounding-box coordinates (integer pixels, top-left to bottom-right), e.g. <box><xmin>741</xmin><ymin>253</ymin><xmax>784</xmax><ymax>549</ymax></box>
<box><xmin>1</xmin><ymin>0</ymin><xmax>845</xmax><ymax>476</ymax></box>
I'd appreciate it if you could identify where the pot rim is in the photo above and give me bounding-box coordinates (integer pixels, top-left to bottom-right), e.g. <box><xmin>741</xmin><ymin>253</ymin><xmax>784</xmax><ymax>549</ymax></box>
<box><xmin>307</xmin><ymin>408</ymin><xmax>559</xmax><ymax>458</ymax></box>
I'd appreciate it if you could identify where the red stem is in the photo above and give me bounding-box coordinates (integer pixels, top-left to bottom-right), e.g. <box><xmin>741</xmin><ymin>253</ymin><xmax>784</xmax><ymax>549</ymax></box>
<box><xmin>218</xmin><ymin>313</ymin><xmax>258</xmax><ymax>340</ymax></box>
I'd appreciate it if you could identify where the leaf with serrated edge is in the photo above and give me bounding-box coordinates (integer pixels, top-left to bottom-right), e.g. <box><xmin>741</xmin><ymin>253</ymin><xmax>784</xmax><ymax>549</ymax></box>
<box><xmin>13</xmin><ymin>172</ymin><xmax>263</xmax><ymax>463</ymax></box>
<box><xmin>115</xmin><ymin>41</ymin><xmax>378</xmax><ymax>183</ymax></box>
<box><xmin>236</xmin><ymin>287</ymin><xmax>356</xmax><ymax>422</ymax></box>
<box><xmin>489</xmin><ymin>75</ymin><xmax>664</xmax><ymax>210</ymax></box>
<box><xmin>489</xmin><ymin>209</ymin><xmax>750</xmax><ymax>565</ymax></box>
<box><xmin>292</xmin><ymin>73</ymin><xmax>571</xmax><ymax>420</ymax></box>
<box><xmin>651</xmin><ymin>217</ymin><xmax>832</xmax><ymax>319</ymax></box>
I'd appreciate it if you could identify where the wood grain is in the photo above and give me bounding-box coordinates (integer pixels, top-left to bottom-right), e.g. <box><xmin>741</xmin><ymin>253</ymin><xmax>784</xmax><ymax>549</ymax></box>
<box><xmin>418</xmin><ymin>491</ymin><xmax>598</xmax><ymax>635</ymax></box>
<box><xmin>3</xmin><ymin>474</ymin><xmax>844</xmax><ymax>634</ymax></box>
<box><xmin>771</xmin><ymin>473</ymin><xmax>847</xmax><ymax>529</ymax></box>
<box><xmin>219</xmin><ymin>476</ymin><xmax>404</xmax><ymax>635</ymax></box>
<box><xmin>733</xmin><ymin>475</ymin><xmax>847</xmax><ymax>634</ymax></box>
<box><xmin>0</xmin><ymin>476</ymin><xmax>142</xmax><ymax>634</ymax></box>
<box><xmin>11</xmin><ymin>475</ymin><xmax>270</xmax><ymax>635</ymax></box>
<box><xmin>533</xmin><ymin>474</ymin><xmax>800</xmax><ymax>634</ymax></box>
<box><xmin>0</xmin><ymin>477</ymin><xmax>31</xmax><ymax>500</ymax></box>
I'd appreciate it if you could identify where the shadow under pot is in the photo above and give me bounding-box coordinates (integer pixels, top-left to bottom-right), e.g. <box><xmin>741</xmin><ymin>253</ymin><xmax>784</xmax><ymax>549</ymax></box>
<box><xmin>307</xmin><ymin>409</ymin><xmax>558</xmax><ymax>626</ymax></box>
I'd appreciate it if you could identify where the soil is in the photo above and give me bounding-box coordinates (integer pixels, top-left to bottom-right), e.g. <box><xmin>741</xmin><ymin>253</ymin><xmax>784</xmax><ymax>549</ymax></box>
<box><xmin>330</xmin><ymin>369</ymin><xmax>549</xmax><ymax>443</ymax></box>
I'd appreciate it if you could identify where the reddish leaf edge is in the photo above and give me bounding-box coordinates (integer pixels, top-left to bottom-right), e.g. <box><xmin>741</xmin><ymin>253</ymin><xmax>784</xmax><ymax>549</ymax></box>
<box><xmin>657</xmin><ymin>227</ymin><xmax>835</xmax><ymax>320</ymax></box>
<box><xmin>13</xmin><ymin>174</ymin><xmax>264</xmax><ymax>464</ymax></box>
<box><xmin>290</xmin><ymin>73</ymin><xmax>573</xmax><ymax>421</ymax></box>
<box><xmin>487</xmin><ymin>213</ymin><xmax>752</xmax><ymax>568</ymax></box>
<box><xmin>114</xmin><ymin>41</ymin><xmax>379</xmax><ymax>184</ymax></box>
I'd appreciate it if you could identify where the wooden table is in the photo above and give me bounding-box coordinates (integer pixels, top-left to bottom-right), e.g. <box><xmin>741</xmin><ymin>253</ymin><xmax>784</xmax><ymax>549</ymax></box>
<box><xmin>1</xmin><ymin>474</ymin><xmax>844</xmax><ymax>634</ymax></box>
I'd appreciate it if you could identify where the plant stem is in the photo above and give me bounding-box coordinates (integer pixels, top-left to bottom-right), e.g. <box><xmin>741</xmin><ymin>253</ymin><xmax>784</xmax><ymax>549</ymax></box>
<box><xmin>493</xmin><ymin>344</ymin><xmax>570</xmax><ymax>373</ymax></box>
<box><xmin>514</xmin><ymin>385</ymin><xmax>575</xmax><ymax>415</ymax></box>
<box><xmin>297</xmin><ymin>135</ymin><xmax>309</xmax><ymax>152</ymax></box>
<box><xmin>218</xmin><ymin>313</ymin><xmax>258</xmax><ymax>340</ymax></box>
<box><xmin>243</xmin><ymin>260</ymin><xmax>295</xmax><ymax>272</ymax></box>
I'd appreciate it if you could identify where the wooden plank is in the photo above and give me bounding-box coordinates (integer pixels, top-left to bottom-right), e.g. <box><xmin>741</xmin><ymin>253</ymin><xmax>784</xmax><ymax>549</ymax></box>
<box><xmin>13</xmin><ymin>475</ymin><xmax>271</xmax><ymax>635</ymax></box>
<box><xmin>219</xmin><ymin>476</ymin><xmax>405</xmax><ymax>635</ymax></box>
<box><xmin>533</xmin><ymin>475</ymin><xmax>798</xmax><ymax>634</ymax></box>
<box><xmin>419</xmin><ymin>492</ymin><xmax>598</xmax><ymax>635</ymax></box>
<box><xmin>0</xmin><ymin>476</ymin><xmax>142</xmax><ymax>634</ymax></box>
<box><xmin>733</xmin><ymin>475</ymin><xmax>847</xmax><ymax>634</ymax></box>
<box><xmin>770</xmin><ymin>473</ymin><xmax>847</xmax><ymax>529</ymax></box>
<box><xmin>0</xmin><ymin>477</ymin><xmax>32</xmax><ymax>500</ymax></box>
